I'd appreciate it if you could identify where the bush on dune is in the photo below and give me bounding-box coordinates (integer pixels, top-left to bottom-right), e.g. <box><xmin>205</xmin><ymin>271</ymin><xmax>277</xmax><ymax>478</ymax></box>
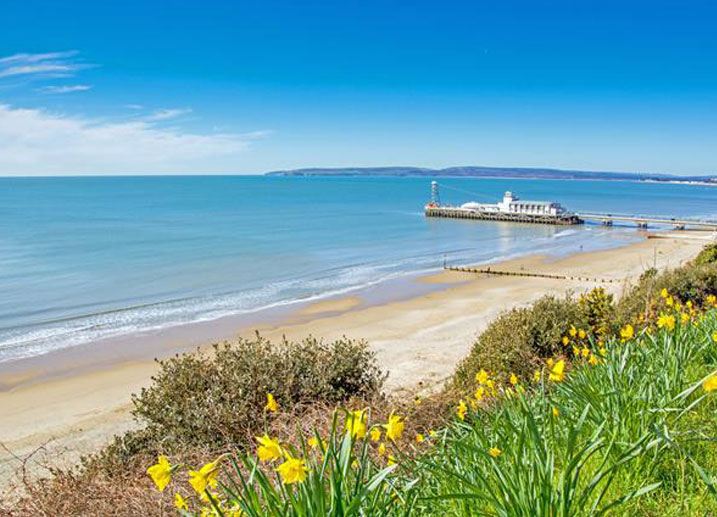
<box><xmin>452</xmin><ymin>292</ymin><xmax>610</xmax><ymax>391</ymax></box>
<box><xmin>131</xmin><ymin>334</ymin><xmax>387</xmax><ymax>448</ymax></box>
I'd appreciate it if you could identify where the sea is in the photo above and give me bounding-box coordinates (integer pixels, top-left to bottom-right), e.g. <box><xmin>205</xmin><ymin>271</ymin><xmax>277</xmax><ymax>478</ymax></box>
<box><xmin>1</xmin><ymin>175</ymin><xmax>716</xmax><ymax>364</ymax></box>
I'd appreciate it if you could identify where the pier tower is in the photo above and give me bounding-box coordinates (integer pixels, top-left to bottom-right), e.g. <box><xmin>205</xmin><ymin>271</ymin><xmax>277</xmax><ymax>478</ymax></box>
<box><xmin>430</xmin><ymin>181</ymin><xmax>441</xmax><ymax>206</ymax></box>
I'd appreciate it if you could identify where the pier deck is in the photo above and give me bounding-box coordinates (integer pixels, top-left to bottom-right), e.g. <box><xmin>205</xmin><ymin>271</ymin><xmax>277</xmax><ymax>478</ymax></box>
<box><xmin>425</xmin><ymin>206</ymin><xmax>582</xmax><ymax>225</ymax></box>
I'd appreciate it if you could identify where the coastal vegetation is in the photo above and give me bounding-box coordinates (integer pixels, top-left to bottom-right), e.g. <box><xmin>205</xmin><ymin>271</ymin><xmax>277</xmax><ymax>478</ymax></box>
<box><xmin>4</xmin><ymin>248</ymin><xmax>717</xmax><ymax>516</ymax></box>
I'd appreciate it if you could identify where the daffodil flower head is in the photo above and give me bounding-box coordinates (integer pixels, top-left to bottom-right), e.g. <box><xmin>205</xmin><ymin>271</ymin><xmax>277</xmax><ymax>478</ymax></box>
<box><xmin>488</xmin><ymin>446</ymin><xmax>502</xmax><ymax>458</ymax></box>
<box><xmin>174</xmin><ymin>492</ymin><xmax>188</xmax><ymax>510</ymax></box>
<box><xmin>147</xmin><ymin>455</ymin><xmax>173</xmax><ymax>491</ymax></box>
<box><xmin>265</xmin><ymin>392</ymin><xmax>279</xmax><ymax>413</ymax></box>
<box><xmin>620</xmin><ymin>324</ymin><xmax>634</xmax><ymax>341</ymax></box>
<box><xmin>256</xmin><ymin>434</ymin><xmax>283</xmax><ymax>462</ymax></box>
<box><xmin>509</xmin><ymin>373</ymin><xmax>518</xmax><ymax>386</ymax></box>
<box><xmin>549</xmin><ymin>359</ymin><xmax>566</xmax><ymax>382</ymax></box>
<box><xmin>657</xmin><ymin>313</ymin><xmax>675</xmax><ymax>330</ymax></box>
<box><xmin>383</xmin><ymin>414</ymin><xmax>405</xmax><ymax>442</ymax></box>
<box><xmin>703</xmin><ymin>374</ymin><xmax>717</xmax><ymax>392</ymax></box>
<box><xmin>457</xmin><ymin>399</ymin><xmax>467</xmax><ymax>420</ymax></box>
<box><xmin>475</xmin><ymin>369</ymin><xmax>489</xmax><ymax>385</ymax></box>
<box><xmin>346</xmin><ymin>409</ymin><xmax>367</xmax><ymax>439</ymax></box>
<box><xmin>188</xmin><ymin>459</ymin><xmax>221</xmax><ymax>495</ymax></box>
<box><xmin>275</xmin><ymin>453</ymin><xmax>309</xmax><ymax>484</ymax></box>
<box><xmin>370</xmin><ymin>427</ymin><xmax>381</xmax><ymax>442</ymax></box>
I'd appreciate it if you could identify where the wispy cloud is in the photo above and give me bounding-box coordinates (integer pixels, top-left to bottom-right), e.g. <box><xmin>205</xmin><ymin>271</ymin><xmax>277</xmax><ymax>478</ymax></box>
<box><xmin>0</xmin><ymin>104</ymin><xmax>269</xmax><ymax>175</ymax></box>
<box><xmin>144</xmin><ymin>108</ymin><xmax>193</xmax><ymax>122</ymax></box>
<box><xmin>38</xmin><ymin>84</ymin><xmax>93</xmax><ymax>94</ymax></box>
<box><xmin>0</xmin><ymin>50</ymin><xmax>92</xmax><ymax>79</ymax></box>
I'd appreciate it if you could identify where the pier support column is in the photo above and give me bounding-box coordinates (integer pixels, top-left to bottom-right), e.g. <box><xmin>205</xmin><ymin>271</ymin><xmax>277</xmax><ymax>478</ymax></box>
<box><xmin>637</xmin><ymin>222</ymin><xmax>648</xmax><ymax>229</ymax></box>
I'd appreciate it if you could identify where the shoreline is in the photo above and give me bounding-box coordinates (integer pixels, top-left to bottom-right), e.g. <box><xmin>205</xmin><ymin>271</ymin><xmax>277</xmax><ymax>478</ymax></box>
<box><xmin>0</xmin><ymin>230</ymin><xmax>711</xmax><ymax>494</ymax></box>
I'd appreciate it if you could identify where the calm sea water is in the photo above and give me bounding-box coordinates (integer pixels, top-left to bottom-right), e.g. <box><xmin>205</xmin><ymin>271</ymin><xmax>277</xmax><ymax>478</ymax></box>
<box><xmin>1</xmin><ymin>175</ymin><xmax>716</xmax><ymax>363</ymax></box>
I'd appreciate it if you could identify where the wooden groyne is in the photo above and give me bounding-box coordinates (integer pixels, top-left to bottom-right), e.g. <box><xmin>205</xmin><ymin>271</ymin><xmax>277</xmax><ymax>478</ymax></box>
<box><xmin>444</xmin><ymin>265</ymin><xmax>617</xmax><ymax>284</ymax></box>
<box><xmin>426</xmin><ymin>206</ymin><xmax>583</xmax><ymax>226</ymax></box>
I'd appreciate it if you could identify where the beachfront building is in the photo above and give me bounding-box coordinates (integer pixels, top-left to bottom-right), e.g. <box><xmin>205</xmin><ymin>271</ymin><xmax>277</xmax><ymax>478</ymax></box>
<box><xmin>461</xmin><ymin>191</ymin><xmax>566</xmax><ymax>216</ymax></box>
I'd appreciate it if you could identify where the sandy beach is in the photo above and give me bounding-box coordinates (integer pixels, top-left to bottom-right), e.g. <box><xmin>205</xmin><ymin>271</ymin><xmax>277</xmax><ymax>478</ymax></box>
<box><xmin>0</xmin><ymin>231</ymin><xmax>710</xmax><ymax>494</ymax></box>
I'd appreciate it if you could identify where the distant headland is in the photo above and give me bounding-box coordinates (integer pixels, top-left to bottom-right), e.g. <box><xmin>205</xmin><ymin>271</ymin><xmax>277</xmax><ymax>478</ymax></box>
<box><xmin>265</xmin><ymin>166</ymin><xmax>717</xmax><ymax>185</ymax></box>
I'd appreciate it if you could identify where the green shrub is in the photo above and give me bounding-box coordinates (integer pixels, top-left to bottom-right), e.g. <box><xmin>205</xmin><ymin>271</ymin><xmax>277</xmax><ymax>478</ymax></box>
<box><xmin>616</xmin><ymin>263</ymin><xmax>717</xmax><ymax>325</ymax></box>
<box><xmin>694</xmin><ymin>242</ymin><xmax>717</xmax><ymax>266</ymax></box>
<box><xmin>130</xmin><ymin>334</ymin><xmax>386</xmax><ymax>448</ymax></box>
<box><xmin>452</xmin><ymin>294</ymin><xmax>589</xmax><ymax>391</ymax></box>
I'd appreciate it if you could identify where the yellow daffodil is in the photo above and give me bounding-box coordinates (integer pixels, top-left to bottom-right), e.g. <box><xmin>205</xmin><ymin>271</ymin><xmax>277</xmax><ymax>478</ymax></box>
<box><xmin>147</xmin><ymin>455</ymin><xmax>173</xmax><ymax>491</ymax></box>
<box><xmin>378</xmin><ymin>442</ymin><xmax>387</xmax><ymax>456</ymax></box>
<box><xmin>509</xmin><ymin>373</ymin><xmax>518</xmax><ymax>386</ymax></box>
<box><xmin>474</xmin><ymin>386</ymin><xmax>485</xmax><ymax>402</ymax></box>
<box><xmin>706</xmin><ymin>294</ymin><xmax>716</xmax><ymax>306</ymax></box>
<box><xmin>572</xmin><ymin>345</ymin><xmax>580</xmax><ymax>358</ymax></box>
<box><xmin>475</xmin><ymin>369</ymin><xmax>489</xmax><ymax>385</ymax></box>
<box><xmin>174</xmin><ymin>493</ymin><xmax>188</xmax><ymax>510</ymax></box>
<box><xmin>703</xmin><ymin>374</ymin><xmax>717</xmax><ymax>392</ymax></box>
<box><xmin>256</xmin><ymin>434</ymin><xmax>283</xmax><ymax>462</ymax></box>
<box><xmin>308</xmin><ymin>436</ymin><xmax>320</xmax><ymax>449</ymax></box>
<box><xmin>546</xmin><ymin>358</ymin><xmax>555</xmax><ymax>368</ymax></box>
<box><xmin>657</xmin><ymin>313</ymin><xmax>675</xmax><ymax>330</ymax></box>
<box><xmin>661</xmin><ymin>288</ymin><xmax>669</xmax><ymax>299</ymax></box>
<box><xmin>275</xmin><ymin>454</ymin><xmax>309</xmax><ymax>484</ymax></box>
<box><xmin>346</xmin><ymin>409</ymin><xmax>367</xmax><ymax>439</ymax></box>
<box><xmin>680</xmin><ymin>312</ymin><xmax>690</xmax><ymax>324</ymax></box>
<box><xmin>599</xmin><ymin>347</ymin><xmax>607</xmax><ymax>356</ymax></box>
<box><xmin>416</xmin><ymin>433</ymin><xmax>424</xmax><ymax>443</ymax></box>
<box><xmin>188</xmin><ymin>460</ymin><xmax>221</xmax><ymax>495</ymax></box>
<box><xmin>578</xmin><ymin>329</ymin><xmax>587</xmax><ymax>339</ymax></box>
<box><xmin>457</xmin><ymin>399</ymin><xmax>467</xmax><ymax>420</ymax></box>
<box><xmin>581</xmin><ymin>347</ymin><xmax>590</xmax><ymax>358</ymax></box>
<box><xmin>264</xmin><ymin>392</ymin><xmax>278</xmax><ymax>412</ymax></box>
<box><xmin>370</xmin><ymin>427</ymin><xmax>381</xmax><ymax>442</ymax></box>
<box><xmin>488</xmin><ymin>446</ymin><xmax>502</xmax><ymax>458</ymax></box>
<box><xmin>588</xmin><ymin>354</ymin><xmax>599</xmax><ymax>366</ymax></box>
<box><xmin>620</xmin><ymin>324</ymin><xmax>634</xmax><ymax>341</ymax></box>
<box><xmin>552</xmin><ymin>407</ymin><xmax>560</xmax><ymax>417</ymax></box>
<box><xmin>569</xmin><ymin>325</ymin><xmax>577</xmax><ymax>337</ymax></box>
<box><xmin>686</xmin><ymin>300</ymin><xmax>693</xmax><ymax>309</ymax></box>
<box><xmin>666</xmin><ymin>296</ymin><xmax>674</xmax><ymax>307</ymax></box>
<box><xmin>383</xmin><ymin>414</ymin><xmax>405</xmax><ymax>442</ymax></box>
<box><xmin>562</xmin><ymin>336</ymin><xmax>570</xmax><ymax>346</ymax></box>
<box><xmin>486</xmin><ymin>378</ymin><xmax>495</xmax><ymax>390</ymax></box>
<box><xmin>533</xmin><ymin>369</ymin><xmax>541</xmax><ymax>382</ymax></box>
<box><xmin>549</xmin><ymin>360</ymin><xmax>566</xmax><ymax>382</ymax></box>
<box><xmin>429</xmin><ymin>430</ymin><xmax>437</xmax><ymax>437</ymax></box>
<box><xmin>712</xmin><ymin>331</ymin><xmax>717</xmax><ymax>343</ymax></box>
<box><xmin>387</xmin><ymin>455</ymin><xmax>396</xmax><ymax>466</ymax></box>
<box><xmin>470</xmin><ymin>399</ymin><xmax>477</xmax><ymax>409</ymax></box>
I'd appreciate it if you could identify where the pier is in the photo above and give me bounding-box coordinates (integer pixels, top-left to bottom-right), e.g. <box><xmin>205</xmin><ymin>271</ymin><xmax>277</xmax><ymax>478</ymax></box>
<box><xmin>576</xmin><ymin>213</ymin><xmax>717</xmax><ymax>230</ymax></box>
<box><xmin>425</xmin><ymin>206</ymin><xmax>582</xmax><ymax>225</ymax></box>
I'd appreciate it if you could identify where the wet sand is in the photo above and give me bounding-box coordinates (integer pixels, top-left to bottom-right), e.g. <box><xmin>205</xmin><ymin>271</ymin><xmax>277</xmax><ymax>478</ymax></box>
<box><xmin>0</xmin><ymin>230</ymin><xmax>710</xmax><ymax>494</ymax></box>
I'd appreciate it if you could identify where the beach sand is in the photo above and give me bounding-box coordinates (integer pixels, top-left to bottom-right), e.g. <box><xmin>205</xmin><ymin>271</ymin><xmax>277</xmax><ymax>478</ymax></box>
<box><xmin>0</xmin><ymin>231</ymin><xmax>710</xmax><ymax>495</ymax></box>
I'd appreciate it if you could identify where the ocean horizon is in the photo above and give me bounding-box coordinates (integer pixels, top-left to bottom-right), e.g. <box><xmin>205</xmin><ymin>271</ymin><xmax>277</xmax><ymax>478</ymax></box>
<box><xmin>1</xmin><ymin>175</ymin><xmax>716</xmax><ymax>364</ymax></box>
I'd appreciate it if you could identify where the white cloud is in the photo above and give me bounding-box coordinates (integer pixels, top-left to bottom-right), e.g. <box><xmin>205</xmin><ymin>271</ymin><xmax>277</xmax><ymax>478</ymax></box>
<box><xmin>0</xmin><ymin>51</ymin><xmax>79</xmax><ymax>64</ymax></box>
<box><xmin>145</xmin><ymin>108</ymin><xmax>192</xmax><ymax>121</ymax></box>
<box><xmin>0</xmin><ymin>104</ymin><xmax>267</xmax><ymax>175</ymax></box>
<box><xmin>0</xmin><ymin>50</ymin><xmax>91</xmax><ymax>79</ymax></box>
<box><xmin>38</xmin><ymin>84</ymin><xmax>93</xmax><ymax>94</ymax></box>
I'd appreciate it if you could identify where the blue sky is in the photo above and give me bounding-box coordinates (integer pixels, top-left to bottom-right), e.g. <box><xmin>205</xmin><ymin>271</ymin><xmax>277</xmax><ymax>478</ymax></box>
<box><xmin>0</xmin><ymin>0</ymin><xmax>716</xmax><ymax>175</ymax></box>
